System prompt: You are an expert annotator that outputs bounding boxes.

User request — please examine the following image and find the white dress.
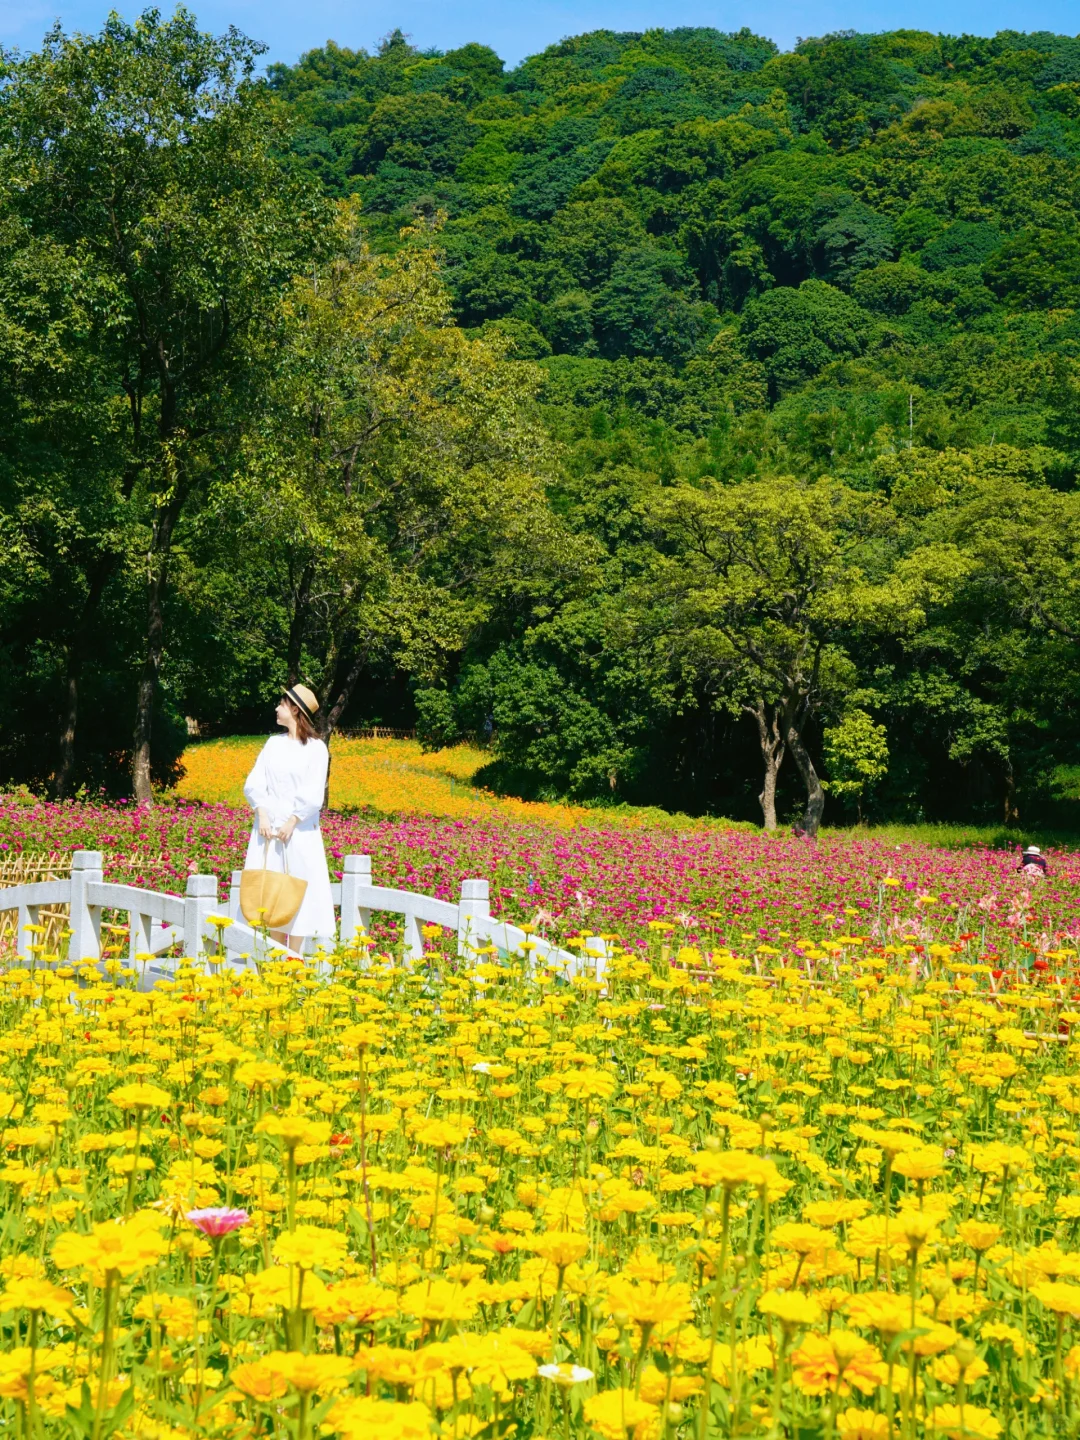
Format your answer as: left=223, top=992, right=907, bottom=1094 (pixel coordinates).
left=242, top=734, right=336, bottom=940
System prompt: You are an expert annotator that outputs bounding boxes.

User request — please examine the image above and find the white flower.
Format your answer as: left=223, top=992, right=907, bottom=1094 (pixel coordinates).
left=538, top=1363, right=594, bottom=1386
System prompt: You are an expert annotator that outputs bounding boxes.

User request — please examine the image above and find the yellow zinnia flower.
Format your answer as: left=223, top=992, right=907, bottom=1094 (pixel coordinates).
left=529, top=1231, right=591, bottom=1269
left=836, top=1410, right=889, bottom=1440
left=956, top=1220, right=1003, bottom=1252
left=1033, top=1281, right=1080, bottom=1318
left=327, top=1397, right=432, bottom=1440
left=264, top=1351, right=355, bottom=1393
left=845, top=1292, right=912, bottom=1338
left=108, top=1082, right=171, bottom=1113
left=400, top=1278, right=480, bottom=1323
left=583, top=1387, right=659, bottom=1440
left=0, top=1277, right=74, bottom=1319
left=691, top=1150, right=781, bottom=1192
left=927, top=1403, right=1002, bottom=1439
left=271, top=1225, right=347, bottom=1271
left=757, top=1289, right=822, bottom=1329
left=52, top=1215, right=167, bottom=1286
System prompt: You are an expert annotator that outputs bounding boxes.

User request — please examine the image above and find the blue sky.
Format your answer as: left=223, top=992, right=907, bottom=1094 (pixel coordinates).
left=2, top=0, right=1078, bottom=70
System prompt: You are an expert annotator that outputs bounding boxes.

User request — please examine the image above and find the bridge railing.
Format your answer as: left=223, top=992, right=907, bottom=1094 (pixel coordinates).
left=0, top=849, right=606, bottom=985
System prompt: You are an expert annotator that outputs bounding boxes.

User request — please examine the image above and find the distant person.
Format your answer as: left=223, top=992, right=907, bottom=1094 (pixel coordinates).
left=243, top=685, right=335, bottom=951
left=1018, top=844, right=1048, bottom=877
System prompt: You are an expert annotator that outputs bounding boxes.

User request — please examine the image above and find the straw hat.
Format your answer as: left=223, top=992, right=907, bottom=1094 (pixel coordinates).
left=284, top=684, right=320, bottom=724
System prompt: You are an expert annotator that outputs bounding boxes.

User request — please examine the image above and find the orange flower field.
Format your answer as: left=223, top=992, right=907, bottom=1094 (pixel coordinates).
left=173, top=736, right=610, bottom=829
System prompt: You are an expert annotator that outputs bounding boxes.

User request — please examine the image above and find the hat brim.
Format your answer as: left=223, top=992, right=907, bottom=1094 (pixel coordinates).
left=284, top=687, right=318, bottom=725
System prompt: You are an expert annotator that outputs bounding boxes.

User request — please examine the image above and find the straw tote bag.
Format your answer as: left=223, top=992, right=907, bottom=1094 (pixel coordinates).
left=240, top=837, right=307, bottom=930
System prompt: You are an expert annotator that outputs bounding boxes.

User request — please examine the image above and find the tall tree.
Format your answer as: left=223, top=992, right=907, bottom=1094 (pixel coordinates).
left=641, top=475, right=960, bottom=833
left=0, top=9, right=325, bottom=799
left=0, top=212, right=132, bottom=793
left=896, top=451, right=1080, bottom=822
left=233, top=205, right=567, bottom=737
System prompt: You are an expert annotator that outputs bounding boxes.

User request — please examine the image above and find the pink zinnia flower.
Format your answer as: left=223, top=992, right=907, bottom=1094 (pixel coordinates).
left=186, top=1207, right=249, bottom=1237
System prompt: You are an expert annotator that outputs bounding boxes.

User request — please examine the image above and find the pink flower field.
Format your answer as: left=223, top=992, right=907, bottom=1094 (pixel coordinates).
left=3, top=797, right=1080, bottom=1440
left=2, top=798, right=1078, bottom=968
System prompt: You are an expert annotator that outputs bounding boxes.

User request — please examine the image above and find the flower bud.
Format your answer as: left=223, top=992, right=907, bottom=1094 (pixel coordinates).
left=925, top=1275, right=953, bottom=1304
left=953, top=1338, right=977, bottom=1371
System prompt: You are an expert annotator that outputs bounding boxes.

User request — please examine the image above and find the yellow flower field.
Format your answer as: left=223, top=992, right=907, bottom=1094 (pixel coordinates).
left=173, top=736, right=598, bottom=827
left=3, top=918, right=1079, bottom=1438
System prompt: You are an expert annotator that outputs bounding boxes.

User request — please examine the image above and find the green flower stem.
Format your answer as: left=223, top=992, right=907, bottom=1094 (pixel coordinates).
left=123, top=1109, right=145, bottom=1216
left=91, top=1271, right=117, bottom=1440
left=699, top=1185, right=732, bottom=1440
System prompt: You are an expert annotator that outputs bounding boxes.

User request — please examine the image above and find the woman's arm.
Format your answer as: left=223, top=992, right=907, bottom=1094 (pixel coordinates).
left=243, top=741, right=275, bottom=839
left=279, top=741, right=329, bottom=842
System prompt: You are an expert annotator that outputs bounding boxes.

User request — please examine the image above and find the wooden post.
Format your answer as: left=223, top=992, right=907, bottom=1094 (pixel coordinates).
left=16, top=901, right=40, bottom=964
left=583, top=935, right=609, bottom=983
left=69, top=850, right=103, bottom=963
left=224, top=870, right=246, bottom=965
left=184, top=873, right=217, bottom=961
left=401, top=907, right=424, bottom=966
left=128, top=911, right=154, bottom=965
left=339, top=855, right=372, bottom=945
left=457, top=878, right=490, bottom=959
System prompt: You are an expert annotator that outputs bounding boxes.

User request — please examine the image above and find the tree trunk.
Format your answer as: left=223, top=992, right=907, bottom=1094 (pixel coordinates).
left=55, top=557, right=118, bottom=799
left=319, top=644, right=370, bottom=810
left=786, top=719, right=825, bottom=838
left=132, top=498, right=182, bottom=805
left=1004, top=756, right=1020, bottom=828
left=323, top=644, right=369, bottom=738
left=286, top=561, right=315, bottom=686
left=746, top=701, right=785, bottom=831
left=55, top=665, right=81, bottom=802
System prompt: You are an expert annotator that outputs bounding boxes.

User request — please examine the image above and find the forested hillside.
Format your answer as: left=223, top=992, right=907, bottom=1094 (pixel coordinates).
left=271, top=26, right=1080, bottom=461
left=4, top=16, right=1080, bottom=829
left=264, top=27, right=1080, bottom=826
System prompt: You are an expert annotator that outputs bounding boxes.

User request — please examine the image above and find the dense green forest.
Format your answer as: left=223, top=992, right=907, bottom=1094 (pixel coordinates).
left=3, top=13, right=1080, bottom=829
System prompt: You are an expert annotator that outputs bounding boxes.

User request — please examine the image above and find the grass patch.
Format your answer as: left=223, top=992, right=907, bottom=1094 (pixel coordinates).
left=821, top=820, right=1080, bottom=850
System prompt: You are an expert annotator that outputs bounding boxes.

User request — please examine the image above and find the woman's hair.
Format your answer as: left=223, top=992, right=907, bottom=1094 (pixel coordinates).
left=285, top=699, right=319, bottom=745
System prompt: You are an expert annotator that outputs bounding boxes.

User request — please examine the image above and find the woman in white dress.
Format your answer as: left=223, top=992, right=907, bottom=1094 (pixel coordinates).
left=242, top=684, right=336, bottom=950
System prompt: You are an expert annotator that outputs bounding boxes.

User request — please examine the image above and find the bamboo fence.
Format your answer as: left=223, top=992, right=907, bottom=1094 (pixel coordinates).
left=0, top=851, right=187, bottom=959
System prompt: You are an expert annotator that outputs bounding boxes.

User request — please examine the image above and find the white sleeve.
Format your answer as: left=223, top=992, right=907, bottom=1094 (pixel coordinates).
left=243, top=740, right=273, bottom=812
left=292, top=741, right=328, bottom=825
